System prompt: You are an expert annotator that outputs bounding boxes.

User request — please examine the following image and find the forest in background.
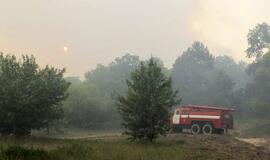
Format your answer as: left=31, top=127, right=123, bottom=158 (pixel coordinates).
left=61, top=23, right=270, bottom=131
left=63, top=49, right=247, bottom=130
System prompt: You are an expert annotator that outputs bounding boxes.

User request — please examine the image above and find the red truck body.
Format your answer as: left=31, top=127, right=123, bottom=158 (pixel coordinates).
left=170, top=105, right=234, bottom=134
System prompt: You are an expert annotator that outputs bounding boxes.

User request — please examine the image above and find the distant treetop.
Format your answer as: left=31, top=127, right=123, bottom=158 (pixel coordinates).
left=246, top=22, right=270, bottom=58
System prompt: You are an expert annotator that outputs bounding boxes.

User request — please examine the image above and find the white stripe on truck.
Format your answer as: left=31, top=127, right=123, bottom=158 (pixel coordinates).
left=180, top=115, right=220, bottom=119
left=180, top=115, right=189, bottom=118
left=189, top=115, right=220, bottom=119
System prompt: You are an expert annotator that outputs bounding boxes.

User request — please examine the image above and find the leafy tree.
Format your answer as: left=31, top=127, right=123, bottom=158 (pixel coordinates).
left=215, top=55, right=248, bottom=89
left=246, top=52, right=270, bottom=103
left=171, top=41, right=214, bottom=104
left=63, top=54, right=172, bottom=130
left=0, top=53, right=70, bottom=136
left=206, top=71, right=235, bottom=106
left=146, top=56, right=171, bottom=77
left=242, top=98, right=270, bottom=117
left=85, top=54, right=140, bottom=97
left=244, top=23, right=270, bottom=117
left=65, top=76, right=82, bottom=86
left=63, top=54, right=141, bottom=130
left=118, top=57, right=179, bottom=141
left=63, top=84, right=110, bottom=129
left=246, top=22, right=270, bottom=58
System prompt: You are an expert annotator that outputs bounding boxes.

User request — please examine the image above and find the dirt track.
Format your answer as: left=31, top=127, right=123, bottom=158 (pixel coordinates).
left=237, top=137, right=270, bottom=149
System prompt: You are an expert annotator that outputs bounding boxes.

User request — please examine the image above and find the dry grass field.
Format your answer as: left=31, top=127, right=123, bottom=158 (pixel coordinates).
left=0, top=133, right=269, bottom=160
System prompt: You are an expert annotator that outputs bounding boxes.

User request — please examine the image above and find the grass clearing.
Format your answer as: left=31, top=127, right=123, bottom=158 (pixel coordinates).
left=0, top=135, right=227, bottom=160
left=0, top=134, right=269, bottom=160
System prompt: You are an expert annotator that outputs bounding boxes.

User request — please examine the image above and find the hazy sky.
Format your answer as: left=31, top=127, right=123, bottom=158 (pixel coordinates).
left=0, top=0, right=269, bottom=77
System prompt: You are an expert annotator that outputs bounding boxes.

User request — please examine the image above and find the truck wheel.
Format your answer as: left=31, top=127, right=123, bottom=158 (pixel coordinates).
left=202, top=123, right=213, bottom=135
left=191, top=123, right=201, bottom=135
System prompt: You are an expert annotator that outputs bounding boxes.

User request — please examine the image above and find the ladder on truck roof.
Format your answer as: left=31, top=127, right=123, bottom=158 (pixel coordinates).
left=183, top=104, right=235, bottom=111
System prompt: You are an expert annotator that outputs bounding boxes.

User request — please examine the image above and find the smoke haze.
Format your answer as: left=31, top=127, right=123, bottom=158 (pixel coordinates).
left=0, top=0, right=269, bottom=76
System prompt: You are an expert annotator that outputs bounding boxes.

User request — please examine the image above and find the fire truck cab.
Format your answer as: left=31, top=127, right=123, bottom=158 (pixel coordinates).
left=171, top=105, right=234, bottom=135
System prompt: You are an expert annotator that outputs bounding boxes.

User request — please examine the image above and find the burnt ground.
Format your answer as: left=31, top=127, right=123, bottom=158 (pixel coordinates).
left=165, top=133, right=270, bottom=160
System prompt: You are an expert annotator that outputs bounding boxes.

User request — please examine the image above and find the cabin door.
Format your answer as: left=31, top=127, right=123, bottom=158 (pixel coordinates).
left=172, top=110, right=180, bottom=124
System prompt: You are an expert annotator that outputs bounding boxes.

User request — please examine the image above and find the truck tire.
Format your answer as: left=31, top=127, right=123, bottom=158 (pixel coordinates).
left=191, top=123, right=201, bottom=135
left=202, top=123, right=213, bottom=135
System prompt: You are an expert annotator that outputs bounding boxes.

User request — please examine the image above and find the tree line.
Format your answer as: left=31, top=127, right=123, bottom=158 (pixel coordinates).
left=0, top=22, right=269, bottom=136
left=63, top=44, right=248, bottom=130
left=63, top=22, right=270, bottom=130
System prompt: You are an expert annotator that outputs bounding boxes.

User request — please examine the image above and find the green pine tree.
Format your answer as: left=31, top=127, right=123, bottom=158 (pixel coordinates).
left=118, top=57, right=180, bottom=142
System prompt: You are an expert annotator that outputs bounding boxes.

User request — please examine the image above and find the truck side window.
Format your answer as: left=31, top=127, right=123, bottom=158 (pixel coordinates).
left=175, top=110, right=180, bottom=115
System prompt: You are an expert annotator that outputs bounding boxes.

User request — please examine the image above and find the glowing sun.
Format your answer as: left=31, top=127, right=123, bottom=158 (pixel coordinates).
left=63, top=46, right=69, bottom=52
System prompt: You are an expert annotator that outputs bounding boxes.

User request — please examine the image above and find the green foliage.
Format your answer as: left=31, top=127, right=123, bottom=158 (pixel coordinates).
left=243, top=98, right=270, bottom=117
left=172, top=41, right=215, bottom=104
left=62, top=50, right=249, bottom=131
left=63, top=54, right=173, bottom=130
left=65, top=76, right=82, bottom=86
left=206, top=71, right=235, bottom=106
left=0, top=53, right=70, bottom=136
left=145, top=56, right=171, bottom=77
left=3, top=146, right=50, bottom=160
left=246, top=52, right=270, bottom=101
left=118, top=57, right=179, bottom=141
left=171, top=42, right=247, bottom=107
left=63, top=84, right=111, bottom=129
left=0, top=137, right=230, bottom=160
left=242, top=23, right=270, bottom=118
left=63, top=54, right=141, bottom=129
left=52, top=144, right=93, bottom=160
left=235, top=118, right=270, bottom=136
left=85, top=54, right=140, bottom=97
left=215, top=55, right=248, bottom=89
left=244, top=52, right=270, bottom=116
left=246, top=22, right=270, bottom=58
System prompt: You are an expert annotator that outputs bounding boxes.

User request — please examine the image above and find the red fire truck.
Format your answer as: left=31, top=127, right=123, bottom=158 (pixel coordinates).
left=170, top=105, right=234, bottom=135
